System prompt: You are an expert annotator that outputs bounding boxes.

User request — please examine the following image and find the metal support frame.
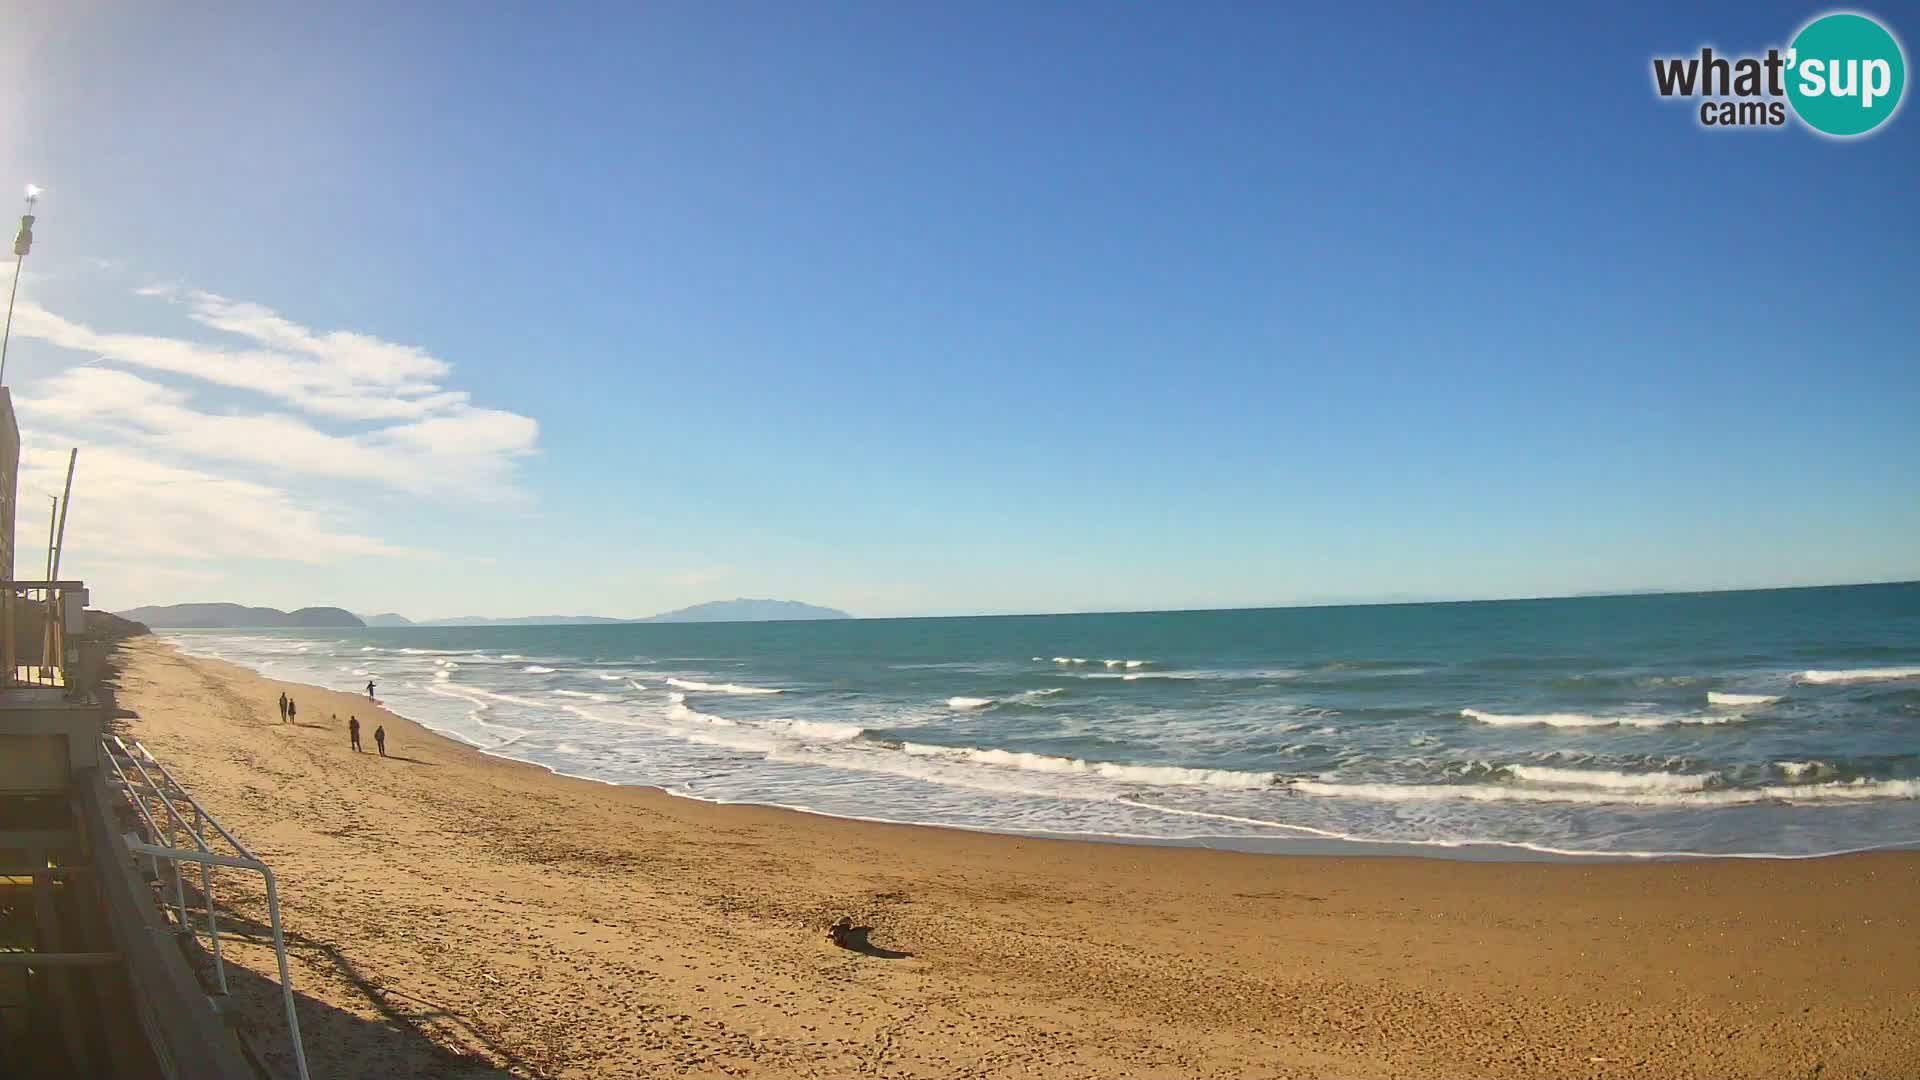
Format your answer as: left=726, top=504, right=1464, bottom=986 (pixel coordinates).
left=102, top=736, right=309, bottom=1080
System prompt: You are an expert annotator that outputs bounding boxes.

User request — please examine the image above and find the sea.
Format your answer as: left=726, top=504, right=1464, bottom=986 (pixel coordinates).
left=160, top=582, right=1920, bottom=860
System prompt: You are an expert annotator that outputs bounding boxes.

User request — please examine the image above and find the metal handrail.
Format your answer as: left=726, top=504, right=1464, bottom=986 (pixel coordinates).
left=103, top=736, right=310, bottom=1080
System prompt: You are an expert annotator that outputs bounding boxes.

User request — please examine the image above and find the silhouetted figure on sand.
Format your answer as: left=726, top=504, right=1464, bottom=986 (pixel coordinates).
left=286, top=697, right=297, bottom=725
left=374, top=725, right=386, bottom=757
left=278, top=692, right=288, bottom=723
left=349, top=715, right=362, bottom=752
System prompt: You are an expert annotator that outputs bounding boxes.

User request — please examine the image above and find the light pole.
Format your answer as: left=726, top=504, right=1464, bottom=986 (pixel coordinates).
left=0, top=184, right=41, bottom=387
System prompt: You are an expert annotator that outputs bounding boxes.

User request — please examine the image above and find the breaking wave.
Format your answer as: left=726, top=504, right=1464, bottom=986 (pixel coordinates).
left=895, top=743, right=1279, bottom=790
left=664, top=677, right=784, bottom=695
left=1293, top=776, right=1920, bottom=806
left=1793, top=667, right=1920, bottom=685
left=1505, top=765, right=1714, bottom=792
left=1461, top=708, right=1742, bottom=729
left=1708, top=691, right=1781, bottom=707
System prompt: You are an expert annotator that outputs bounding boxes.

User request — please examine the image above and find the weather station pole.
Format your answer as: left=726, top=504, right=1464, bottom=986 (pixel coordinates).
left=0, top=184, right=41, bottom=387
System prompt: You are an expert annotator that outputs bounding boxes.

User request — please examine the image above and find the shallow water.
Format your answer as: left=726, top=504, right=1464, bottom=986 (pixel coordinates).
left=166, top=582, right=1920, bottom=859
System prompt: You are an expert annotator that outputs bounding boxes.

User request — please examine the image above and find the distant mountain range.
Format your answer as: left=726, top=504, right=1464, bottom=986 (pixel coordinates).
left=117, top=603, right=366, bottom=629
left=119, top=598, right=852, bottom=629
left=641, top=599, right=849, bottom=623
left=386, top=600, right=852, bottom=626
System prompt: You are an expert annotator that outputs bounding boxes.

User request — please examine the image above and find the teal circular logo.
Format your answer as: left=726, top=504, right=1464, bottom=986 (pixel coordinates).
left=1787, top=12, right=1906, bottom=137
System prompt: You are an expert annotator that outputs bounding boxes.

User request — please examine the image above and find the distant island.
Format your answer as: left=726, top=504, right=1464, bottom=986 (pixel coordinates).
left=118, top=603, right=366, bottom=628
left=413, top=600, right=851, bottom=626
left=118, top=598, right=852, bottom=628
left=642, top=599, right=849, bottom=623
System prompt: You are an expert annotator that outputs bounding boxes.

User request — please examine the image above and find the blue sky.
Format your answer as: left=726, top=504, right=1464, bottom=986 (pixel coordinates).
left=1, top=1, right=1915, bottom=618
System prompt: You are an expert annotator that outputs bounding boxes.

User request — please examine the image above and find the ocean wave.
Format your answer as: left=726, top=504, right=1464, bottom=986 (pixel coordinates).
left=553, top=689, right=611, bottom=702
left=500, top=654, right=525, bottom=660
left=651, top=698, right=866, bottom=752
left=1101, top=659, right=1150, bottom=669
left=664, top=677, right=784, bottom=695
left=1707, top=691, right=1781, bottom=707
left=1460, top=708, right=1741, bottom=729
left=765, top=718, right=866, bottom=742
left=596, top=673, right=627, bottom=682
left=1051, top=657, right=1090, bottom=665
left=522, top=665, right=557, bottom=674
left=895, top=743, right=1278, bottom=789
left=1505, top=765, right=1715, bottom=792
left=1293, top=776, right=1920, bottom=806
left=1793, top=667, right=1920, bottom=685
left=946, top=696, right=995, bottom=710
left=627, top=680, right=648, bottom=691
left=1018, top=688, right=1064, bottom=701
left=1777, top=760, right=1829, bottom=781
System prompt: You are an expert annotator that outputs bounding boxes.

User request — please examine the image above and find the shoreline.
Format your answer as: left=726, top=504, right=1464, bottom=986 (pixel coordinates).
left=161, top=632, right=1917, bottom=864
left=109, top=637, right=1920, bottom=1078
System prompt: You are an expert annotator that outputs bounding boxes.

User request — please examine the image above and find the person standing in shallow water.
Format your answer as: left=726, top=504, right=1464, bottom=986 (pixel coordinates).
left=367, top=679, right=376, bottom=701
left=349, top=715, right=362, bottom=752
left=374, top=725, right=386, bottom=757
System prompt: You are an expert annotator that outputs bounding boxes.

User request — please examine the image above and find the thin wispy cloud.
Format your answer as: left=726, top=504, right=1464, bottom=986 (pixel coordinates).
left=7, top=281, right=534, bottom=603
left=17, top=290, right=499, bottom=423
left=17, top=444, right=411, bottom=566
left=13, top=286, right=539, bottom=500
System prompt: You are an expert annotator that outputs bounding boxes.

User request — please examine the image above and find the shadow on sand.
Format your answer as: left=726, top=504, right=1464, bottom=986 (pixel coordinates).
left=198, top=904, right=539, bottom=1079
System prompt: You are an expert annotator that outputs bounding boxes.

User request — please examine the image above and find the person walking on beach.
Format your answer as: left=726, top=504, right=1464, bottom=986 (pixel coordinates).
left=278, top=692, right=288, bottom=723
left=286, top=697, right=297, bottom=725
left=374, top=725, right=386, bottom=757
left=349, top=715, right=362, bottom=752
left=367, top=679, right=377, bottom=701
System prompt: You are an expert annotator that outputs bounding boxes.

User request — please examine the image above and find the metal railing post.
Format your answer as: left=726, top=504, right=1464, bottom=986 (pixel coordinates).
left=193, top=804, right=228, bottom=995
left=105, top=738, right=310, bottom=1080
left=258, top=866, right=308, bottom=1080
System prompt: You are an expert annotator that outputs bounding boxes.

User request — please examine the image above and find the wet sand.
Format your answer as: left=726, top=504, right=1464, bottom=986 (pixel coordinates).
left=110, top=637, right=1920, bottom=1079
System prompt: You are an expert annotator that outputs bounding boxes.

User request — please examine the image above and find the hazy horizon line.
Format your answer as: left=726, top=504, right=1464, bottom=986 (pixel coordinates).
left=122, top=577, right=1919, bottom=626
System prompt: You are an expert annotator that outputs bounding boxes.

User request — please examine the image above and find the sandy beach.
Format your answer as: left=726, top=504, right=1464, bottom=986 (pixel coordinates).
left=106, top=637, right=1919, bottom=1079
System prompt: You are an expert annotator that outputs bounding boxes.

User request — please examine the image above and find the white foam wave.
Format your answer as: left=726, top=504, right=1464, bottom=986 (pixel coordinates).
left=553, top=689, right=611, bottom=702
left=522, top=665, right=557, bottom=674
left=1101, top=659, right=1150, bottom=669
left=1461, top=708, right=1740, bottom=729
left=1793, top=666, right=1920, bottom=685
left=1294, top=777, right=1920, bottom=806
left=896, top=743, right=1277, bottom=790
left=627, top=680, right=648, bottom=691
left=765, top=718, right=866, bottom=742
left=1506, top=765, right=1715, bottom=792
left=1018, top=688, right=1064, bottom=700
left=596, top=673, right=627, bottom=682
left=947, top=696, right=995, bottom=710
left=500, top=654, right=525, bottom=660
left=664, top=677, right=783, bottom=695
left=1051, top=657, right=1089, bottom=665
left=1708, top=691, right=1781, bottom=707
